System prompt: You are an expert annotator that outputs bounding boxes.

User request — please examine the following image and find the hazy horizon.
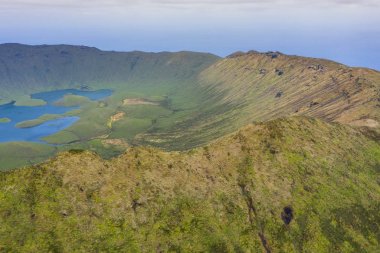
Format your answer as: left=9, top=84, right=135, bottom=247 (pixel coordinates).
left=0, top=0, right=379, bottom=70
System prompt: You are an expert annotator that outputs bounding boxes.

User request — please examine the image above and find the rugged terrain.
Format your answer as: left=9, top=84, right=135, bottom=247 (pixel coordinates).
left=0, top=45, right=379, bottom=252
left=140, top=51, right=380, bottom=149
left=0, top=43, right=219, bottom=99
left=0, top=117, right=379, bottom=252
left=1, top=45, right=379, bottom=170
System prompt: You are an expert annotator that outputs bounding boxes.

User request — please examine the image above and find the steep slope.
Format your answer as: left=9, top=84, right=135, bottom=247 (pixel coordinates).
left=1, top=117, right=379, bottom=252
left=137, top=51, right=380, bottom=149
left=0, top=44, right=221, bottom=170
left=1, top=46, right=380, bottom=170
left=0, top=43, right=219, bottom=99
left=201, top=51, right=380, bottom=125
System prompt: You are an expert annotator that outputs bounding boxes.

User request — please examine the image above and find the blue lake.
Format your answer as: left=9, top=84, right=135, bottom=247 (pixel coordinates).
left=0, top=89, right=113, bottom=143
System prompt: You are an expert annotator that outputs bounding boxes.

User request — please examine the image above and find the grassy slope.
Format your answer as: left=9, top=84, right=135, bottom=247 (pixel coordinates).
left=1, top=47, right=380, bottom=170
left=0, top=44, right=220, bottom=170
left=0, top=117, right=379, bottom=252
left=0, top=142, right=56, bottom=169
left=202, top=52, right=380, bottom=124
left=137, top=51, right=380, bottom=149
left=0, top=43, right=219, bottom=99
left=53, top=94, right=91, bottom=107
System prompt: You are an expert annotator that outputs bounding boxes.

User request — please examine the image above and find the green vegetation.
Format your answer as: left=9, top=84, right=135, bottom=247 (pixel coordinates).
left=0, top=47, right=379, bottom=173
left=0, top=99, right=12, bottom=105
left=0, top=45, right=380, bottom=251
left=0, top=44, right=220, bottom=99
left=15, top=114, right=62, bottom=128
left=14, top=95, right=47, bottom=106
left=143, top=50, right=380, bottom=150
left=0, top=142, right=56, bottom=170
left=109, top=118, right=151, bottom=140
left=0, top=117, right=379, bottom=252
left=63, top=109, right=82, bottom=116
left=54, top=94, right=91, bottom=107
left=0, top=117, right=11, bottom=123
left=42, top=130, right=81, bottom=144
left=0, top=45, right=220, bottom=169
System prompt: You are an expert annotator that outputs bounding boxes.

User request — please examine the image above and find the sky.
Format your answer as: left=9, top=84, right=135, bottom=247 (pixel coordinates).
left=0, top=0, right=379, bottom=70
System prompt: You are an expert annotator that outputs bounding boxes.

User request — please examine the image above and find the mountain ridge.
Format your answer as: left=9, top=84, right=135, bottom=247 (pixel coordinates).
left=1, top=117, right=379, bottom=252
left=134, top=49, right=380, bottom=149
left=0, top=44, right=379, bottom=168
left=0, top=44, right=380, bottom=252
left=226, top=50, right=380, bottom=71
left=0, top=43, right=220, bottom=99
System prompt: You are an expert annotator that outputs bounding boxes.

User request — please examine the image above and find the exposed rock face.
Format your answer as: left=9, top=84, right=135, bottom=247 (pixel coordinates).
left=281, top=206, right=294, bottom=225
left=276, top=91, right=283, bottom=98
left=275, top=68, right=284, bottom=75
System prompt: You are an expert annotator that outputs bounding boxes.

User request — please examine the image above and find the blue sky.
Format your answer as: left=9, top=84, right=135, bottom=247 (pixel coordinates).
left=0, top=0, right=379, bottom=70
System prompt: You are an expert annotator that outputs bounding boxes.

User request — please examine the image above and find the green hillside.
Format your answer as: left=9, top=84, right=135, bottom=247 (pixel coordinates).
left=0, top=117, right=379, bottom=252
left=135, top=51, right=380, bottom=149
left=0, top=45, right=380, bottom=252
left=0, top=44, right=220, bottom=169
left=1, top=46, right=380, bottom=170
left=0, top=43, right=219, bottom=100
